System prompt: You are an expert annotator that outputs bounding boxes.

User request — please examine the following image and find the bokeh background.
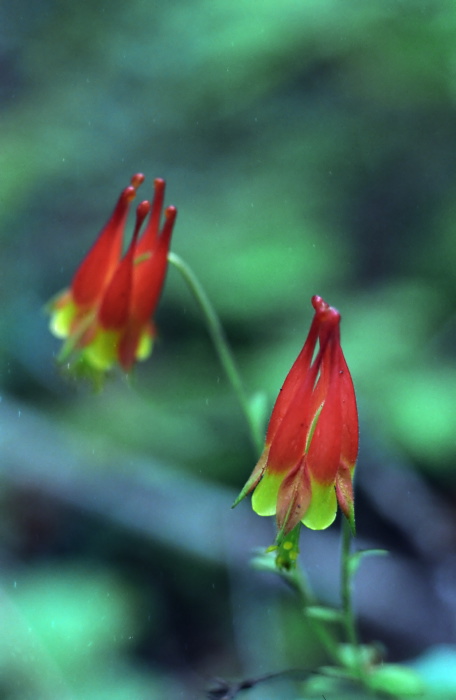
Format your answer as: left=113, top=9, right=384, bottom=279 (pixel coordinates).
left=2, top=1, right=456, bottom=698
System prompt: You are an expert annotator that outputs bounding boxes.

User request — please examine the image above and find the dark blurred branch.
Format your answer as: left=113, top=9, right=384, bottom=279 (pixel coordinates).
left=206, top=668, right=312, bottom=699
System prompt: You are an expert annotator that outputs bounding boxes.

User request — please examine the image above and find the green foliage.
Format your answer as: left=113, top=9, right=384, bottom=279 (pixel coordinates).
left=368, top=664, right=425, bottom=697
left=386, top=368, right=456, bottom=469
left=0, top=566, right=181, bottom=698
left=8, top=566, right=138, bottom=665
left=347, top=549, right=389, bottom=581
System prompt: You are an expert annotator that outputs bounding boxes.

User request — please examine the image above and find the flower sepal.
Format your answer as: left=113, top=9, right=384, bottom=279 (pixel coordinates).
left=232, top=447, right=268, bottom=508
left=335, top=463, right=356, bottom=535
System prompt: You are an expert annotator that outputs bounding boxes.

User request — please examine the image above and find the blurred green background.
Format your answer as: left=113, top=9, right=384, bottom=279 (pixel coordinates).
left=2, top=1, right=456, bottom=698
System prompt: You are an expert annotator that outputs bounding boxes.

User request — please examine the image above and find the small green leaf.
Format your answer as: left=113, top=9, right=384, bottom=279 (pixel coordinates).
left=368, top=664, right=425, bottom=696
left=305, top=606, right=344, bottom=624
left=338, top=643, right=379, bottom=670
left=251, top=548, right=278, bottom=574
left=318, top=665, right=357, bottom=682
left=348, top=548, right=388, bottom=579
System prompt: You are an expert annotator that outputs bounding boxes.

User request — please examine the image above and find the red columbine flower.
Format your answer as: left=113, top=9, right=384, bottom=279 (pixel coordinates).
left=48, top=174, right=177, bottom=375
left=234, top=296, right=358, bottom=537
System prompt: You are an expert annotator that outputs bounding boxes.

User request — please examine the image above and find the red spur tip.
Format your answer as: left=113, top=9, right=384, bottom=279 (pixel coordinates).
left=130, top=173, right=145, bottom=189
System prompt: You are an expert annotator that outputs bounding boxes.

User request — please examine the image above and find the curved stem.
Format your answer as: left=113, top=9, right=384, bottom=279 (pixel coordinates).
left=168, top=252, right=263, bottom=454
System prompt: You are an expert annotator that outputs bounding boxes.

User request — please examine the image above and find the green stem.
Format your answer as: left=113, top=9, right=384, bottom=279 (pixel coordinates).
left=275, top=524, right=341, bottom=666
left=168, top=252, right=263, bottom=454
left=341, top=517, right=366, bottom=679
left=280, top=520, right=368, bottom=675
left=341, top=518, right=358, bottom=647
left=295, top=571, right=342, bottom=665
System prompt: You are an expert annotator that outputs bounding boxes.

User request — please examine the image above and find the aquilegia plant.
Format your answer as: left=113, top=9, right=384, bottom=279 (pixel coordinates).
left=48, top=173, right=425, bottom=698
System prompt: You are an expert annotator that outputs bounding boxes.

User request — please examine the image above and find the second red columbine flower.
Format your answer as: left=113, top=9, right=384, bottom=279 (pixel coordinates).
left=48, top=174, right=177, bottom=375
left=235, top=296, right=358, bottom=537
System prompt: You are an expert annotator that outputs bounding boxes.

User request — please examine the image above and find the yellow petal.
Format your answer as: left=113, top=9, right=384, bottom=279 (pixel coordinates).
left=302, top=480, right=337, bottom=530
left=49, top=300, right=78, bottom=339
left=136, top=329, right=153, bottom=361
left=82, top=329, right=119, bottom=370
left=251, top=471, right=283, bottom=516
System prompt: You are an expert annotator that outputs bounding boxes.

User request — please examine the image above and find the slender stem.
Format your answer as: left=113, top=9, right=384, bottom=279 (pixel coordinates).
left=168, top=252, right=263, bottom=454
left=274, top=524, right=341, bottom=666
left=341, top=517, right=367, bottom=681
left=280, top=522, right=370, bottom=674
left=310, top=616, right=342, bottom=667
left=341, top=518, right=359, bottom=648
left=288, top=565, right=341, bottom=666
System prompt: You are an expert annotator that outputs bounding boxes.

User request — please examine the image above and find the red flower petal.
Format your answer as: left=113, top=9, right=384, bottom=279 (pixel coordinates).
left=266, top=314, right=319, bottom=444
left=267, top=354, right=320, bottom=474
left=338, top=347, right=359, bottom=470
left=98, top=200, right=150, bottom=329
left=306, top=335, right=342, bottom=484
left=135, top=178, right=166, bottom=256
left=72, top=176, right=143, bottom=306
left=130, top=206, right=177, bottom=323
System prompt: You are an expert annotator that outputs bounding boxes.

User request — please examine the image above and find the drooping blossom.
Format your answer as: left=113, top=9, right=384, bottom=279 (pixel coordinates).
left=234, top=296, right=358, bottom=537
left=48, top=174, right=177, bottom=375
